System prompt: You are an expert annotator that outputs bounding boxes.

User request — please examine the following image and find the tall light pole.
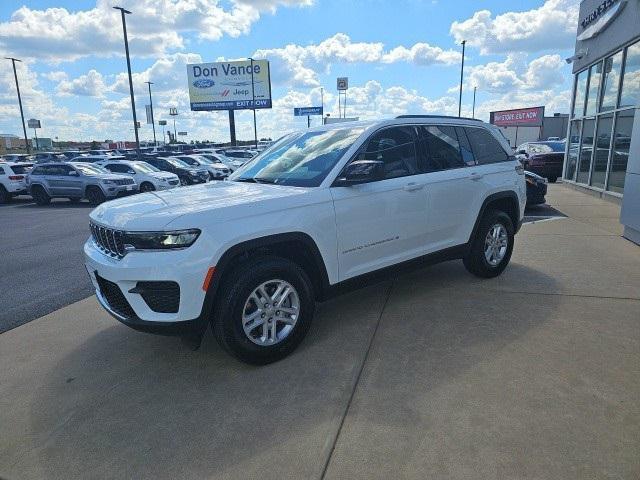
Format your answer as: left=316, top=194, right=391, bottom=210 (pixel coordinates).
left=114, top=6, right=140, bottom=154
left=170, top=107, right=178, bottom=143
left=472, top=86, right=477, bottom=119
left=458, top=40, right=466, bottom=118
left=145, top=81, right=157, bottom=146
left=5, top=57, right=30, bottom=154
left=248, top=57, right=258, bottom=149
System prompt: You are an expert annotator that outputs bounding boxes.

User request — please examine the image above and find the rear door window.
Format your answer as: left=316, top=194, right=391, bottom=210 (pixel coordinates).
left=455, top=127, right=476, bottom=166
left=465, top=127, right=510, bottom=164
left=361, top=126, right=418, bottom=179
left=419, top=125, right=465, bottom=171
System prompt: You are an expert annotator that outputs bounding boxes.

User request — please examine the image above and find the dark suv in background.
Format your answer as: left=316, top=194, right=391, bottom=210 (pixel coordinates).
left=144, top=156, right=209, bottom=186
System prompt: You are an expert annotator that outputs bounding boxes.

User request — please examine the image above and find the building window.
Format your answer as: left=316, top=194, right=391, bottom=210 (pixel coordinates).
left=585, top=62, right=602, bottom=117
left=590, top=114, right=613, bottom=189
left=608, top=109, right=634, bottom=193
left=600, top=52, right=623, bottom=112
left=620, top=40, right=640, bottom=109
left=576, top=118, right=595, bottom=184
left=573, top=69, right=588, bottom=118
left=565, top=120, right=581, bottom=181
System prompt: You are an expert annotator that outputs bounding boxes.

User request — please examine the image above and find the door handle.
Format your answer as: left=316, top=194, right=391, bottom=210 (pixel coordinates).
left=470, top=172, right=485, bottom=181
left=403, top=182, right=424, bottom=192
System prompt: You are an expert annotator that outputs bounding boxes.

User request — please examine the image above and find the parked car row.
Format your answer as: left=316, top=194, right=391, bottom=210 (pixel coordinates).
left=0, top=151, right=252, bottom=205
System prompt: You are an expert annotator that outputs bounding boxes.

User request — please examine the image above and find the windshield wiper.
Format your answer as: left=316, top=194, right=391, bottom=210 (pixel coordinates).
left=234, top=177, right=276, bottom=184
left=234, top=177, right=257, bottom=183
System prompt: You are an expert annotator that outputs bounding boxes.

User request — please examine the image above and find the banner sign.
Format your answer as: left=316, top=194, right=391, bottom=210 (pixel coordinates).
left=158, top=120, right=167, bottom=126
left=187, top=60, right=272, bottom=111
left=294, top=106, right=323, bottom=116
left=27, top=119, right=41, bottom=129
left=178, top=131, right=188, bottom=136
left=490, top=106, right=545, bottom=127
left=145, top=105, right=153, bottom=124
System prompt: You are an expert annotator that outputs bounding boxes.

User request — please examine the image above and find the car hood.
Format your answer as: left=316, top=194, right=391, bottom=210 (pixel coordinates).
left=149, top=171, right=177, bottom=180
left=89, top=181, right=312, bottom=230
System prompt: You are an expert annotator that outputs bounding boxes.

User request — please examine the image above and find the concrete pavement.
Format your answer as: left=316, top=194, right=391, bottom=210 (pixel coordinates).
left=1, top=184, right=638, bottom=480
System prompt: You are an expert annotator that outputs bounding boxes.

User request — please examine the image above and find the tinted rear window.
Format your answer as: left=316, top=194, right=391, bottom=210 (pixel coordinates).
left=10, top=165, right=30, bottom=174
left=419, top=125, right=465, bottom=171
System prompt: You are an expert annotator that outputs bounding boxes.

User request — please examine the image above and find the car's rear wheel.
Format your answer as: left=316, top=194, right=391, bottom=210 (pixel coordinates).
left=140, top=182, right=155, bottom=192
left=211, top=255, right=315, bottom=365
left=31, top=186, right=51, bottom=206
left=0, top=186, right=11, bottom=204
left=86, top=186, right=106, bottom=206
left=463, top=209, right=514, bottom=278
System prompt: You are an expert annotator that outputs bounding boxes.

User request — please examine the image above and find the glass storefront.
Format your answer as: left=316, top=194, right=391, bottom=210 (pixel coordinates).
left=565, top=38, right=639, bottom=194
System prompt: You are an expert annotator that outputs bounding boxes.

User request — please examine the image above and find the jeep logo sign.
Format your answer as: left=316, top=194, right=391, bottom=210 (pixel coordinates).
left=186, top=59, right=272, bottom=112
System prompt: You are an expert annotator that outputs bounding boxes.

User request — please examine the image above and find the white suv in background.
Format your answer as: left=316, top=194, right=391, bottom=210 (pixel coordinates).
left=85, top=116, right=526, bottom=364
left=0, top=161, right=33, bottom=203
left=96, top=159, right=180, bottom=192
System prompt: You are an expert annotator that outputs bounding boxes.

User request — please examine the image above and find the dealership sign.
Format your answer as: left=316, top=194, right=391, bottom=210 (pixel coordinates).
left=490, top=106, right=545, bottom=127
left=186, top=60, right=272, bottom=111
left=578, top=0, right=626, bottom=41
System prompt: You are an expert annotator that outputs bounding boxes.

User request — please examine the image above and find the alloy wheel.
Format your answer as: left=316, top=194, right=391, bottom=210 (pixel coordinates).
left=484, top=223, right=508, bottom=266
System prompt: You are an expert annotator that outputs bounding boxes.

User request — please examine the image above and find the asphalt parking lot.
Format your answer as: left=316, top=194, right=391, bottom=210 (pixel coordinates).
left=1, top=184, right=638, bottom=480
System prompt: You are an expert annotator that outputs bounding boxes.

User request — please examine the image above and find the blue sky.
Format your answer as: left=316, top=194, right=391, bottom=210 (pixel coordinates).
left=0, top=0, right=579, bottom=142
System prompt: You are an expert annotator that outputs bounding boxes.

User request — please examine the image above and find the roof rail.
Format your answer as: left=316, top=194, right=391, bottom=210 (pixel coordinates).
left=396, top=114, right=482, bottom=122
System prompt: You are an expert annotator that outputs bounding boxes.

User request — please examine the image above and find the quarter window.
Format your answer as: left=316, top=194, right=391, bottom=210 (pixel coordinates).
left=361, top=126, right=418, bottom=179
left=465, top=127, right=509, bottom=164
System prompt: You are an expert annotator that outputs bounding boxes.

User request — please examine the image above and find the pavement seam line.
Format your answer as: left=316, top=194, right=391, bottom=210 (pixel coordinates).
left=319, top=279, right=395, bottom=480
left=483, top=288, right=640, bottom=302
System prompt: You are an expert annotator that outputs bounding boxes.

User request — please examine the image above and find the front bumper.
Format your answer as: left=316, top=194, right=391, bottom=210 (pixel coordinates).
left=84, top=238, right=211, bottom=333
left=104, top=184, right=139, bottom=198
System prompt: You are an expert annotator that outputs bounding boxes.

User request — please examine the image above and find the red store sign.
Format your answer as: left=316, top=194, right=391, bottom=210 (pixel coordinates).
left=490, top=106, right=545, bottom=127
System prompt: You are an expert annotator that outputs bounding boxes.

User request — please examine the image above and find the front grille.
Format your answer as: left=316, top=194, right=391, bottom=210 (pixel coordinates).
left=90, top=222, right=125, bottom=259
left=114, top=178, right=135, bottom=186
left=134, top=281, right=180, bottom=313
left=96, top=274, right=136, bottom=319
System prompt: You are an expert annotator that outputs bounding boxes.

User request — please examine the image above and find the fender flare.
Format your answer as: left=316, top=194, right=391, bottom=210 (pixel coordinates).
left=468, top=190, right=521, bottom=244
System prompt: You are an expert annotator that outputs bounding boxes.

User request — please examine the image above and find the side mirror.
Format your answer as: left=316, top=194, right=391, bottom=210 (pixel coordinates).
left=128, top=170, right=136, bottom=175
left=335, top=160, right=385, bottom=186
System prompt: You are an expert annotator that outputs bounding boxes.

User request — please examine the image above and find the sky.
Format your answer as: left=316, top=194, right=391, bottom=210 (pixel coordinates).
left=0, top=0, right=580, bottom=143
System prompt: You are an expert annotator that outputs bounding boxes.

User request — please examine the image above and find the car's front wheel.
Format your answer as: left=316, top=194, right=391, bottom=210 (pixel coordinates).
left=86, top=186, right=106, bottom=206
left=31, top=186, right=51, bottom=206
left=179, top=177, right=189, bottom=186
left=212, top=256, right=315, bottom=365
left=463, top=209, right=514, bottom=278
left=140, top=182, right=155, bottom=192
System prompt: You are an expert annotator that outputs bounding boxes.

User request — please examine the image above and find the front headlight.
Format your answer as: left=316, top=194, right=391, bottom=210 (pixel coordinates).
left=102, top=179, right=116, bottom=185
left=189, top=171, right=198, bottom=176
left=123, top=229, right=201, bottom=251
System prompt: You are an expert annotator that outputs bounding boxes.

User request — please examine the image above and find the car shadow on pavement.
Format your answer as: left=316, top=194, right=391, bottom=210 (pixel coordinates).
left=24, top=261, right=557, bottom=480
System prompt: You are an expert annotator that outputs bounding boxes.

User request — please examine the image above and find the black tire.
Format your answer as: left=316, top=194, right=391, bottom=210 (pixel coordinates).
left=86, top=186, right=106, bottom=206
left=0, top=186, right=11, bottom=204
left=463, top=209, right=514, bottom=278
left=547, top=176, right=558, bottom=183
left=140, top=182, right=155, bottom=192
left=211, top=255, right=315, bottom=365
left=31, top=185, right=51, bottom=206
left=179, top=176, right=189, bottom=186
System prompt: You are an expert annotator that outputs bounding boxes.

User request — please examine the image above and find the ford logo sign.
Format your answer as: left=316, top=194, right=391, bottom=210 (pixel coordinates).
left=193, top=79, right=215, bottom=88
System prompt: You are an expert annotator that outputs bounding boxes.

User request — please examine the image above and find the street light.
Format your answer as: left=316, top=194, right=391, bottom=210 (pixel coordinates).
left=458, top=40, right=466, bottom=118
left=169, top=107, right=178, bottom=143
left=5, top=57, right=30, bottom=154
left=248, top=57, right=258, bottom=149
left=145, top=81, right=157, bottom=146
left=113, top=6, right=140, bottom=154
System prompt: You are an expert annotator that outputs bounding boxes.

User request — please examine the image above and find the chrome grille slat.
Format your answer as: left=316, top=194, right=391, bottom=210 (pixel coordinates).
left=90, top=221, right=126, bottom=259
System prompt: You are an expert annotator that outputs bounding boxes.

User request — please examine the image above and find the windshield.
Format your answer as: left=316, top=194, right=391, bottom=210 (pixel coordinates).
left=75, top=163, right=108, bottom=175
left=178, top=156, right=199, bottom=166
left=529, top=142, right=565, bottom=153
left=132, top=162, right=160, bottom=173
left=230, top=127, right=365, bottom=187
left=164, top=157, right=191, bottom=168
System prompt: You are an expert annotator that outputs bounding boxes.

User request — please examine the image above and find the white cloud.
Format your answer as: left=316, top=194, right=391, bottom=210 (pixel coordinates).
left=450, top=0, right=580, bottom=54
left=0, top=0, right=314, bottom=62
left=42, top=71, right=67, bottom=82
left=57, top=70, right=107, bottom=97
left=254, top=33, right=461, bottom=87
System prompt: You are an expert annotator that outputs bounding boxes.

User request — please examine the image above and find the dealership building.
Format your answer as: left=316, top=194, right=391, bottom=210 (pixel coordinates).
left=564, top=0, right=640, bottom=244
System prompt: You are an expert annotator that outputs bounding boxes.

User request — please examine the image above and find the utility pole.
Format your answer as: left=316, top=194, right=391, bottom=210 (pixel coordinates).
left=5, top=57, right=30, bottom=154
left=249, top=57, right=258, bottom=149
left=114, top=6, right=140, bottom=154
left=145, top=81, right=157, bottom=146
left=472, top=86, right=477, bottom=119
left=458, top=40, right=466, bottom=118
left=170, top=107, right=178, bottom=143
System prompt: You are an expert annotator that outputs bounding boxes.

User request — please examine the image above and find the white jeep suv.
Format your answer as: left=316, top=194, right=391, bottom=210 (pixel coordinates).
left=84, top=116, right=526, bottom=364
